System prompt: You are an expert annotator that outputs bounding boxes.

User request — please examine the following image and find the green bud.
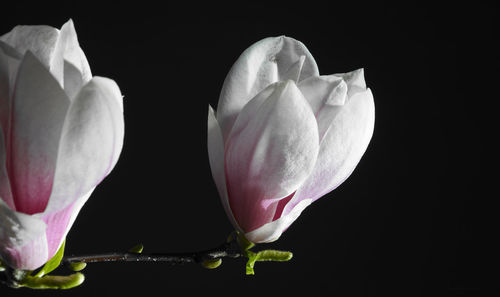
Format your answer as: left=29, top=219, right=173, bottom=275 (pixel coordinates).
left=128, top=243, right=144, bottom=254
left=244, top=249, right=293, bottom=275
left=20, top=273, right=85, bottom=289
left=202, top=258, right=222, bottom=269
left=255, top=250, right=293, bottom=262
left=68, top=262, right=87, bottom=272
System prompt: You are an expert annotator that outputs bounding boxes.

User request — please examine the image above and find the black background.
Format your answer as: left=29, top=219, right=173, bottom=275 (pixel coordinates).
left=0, top=1, right=490, bottom=296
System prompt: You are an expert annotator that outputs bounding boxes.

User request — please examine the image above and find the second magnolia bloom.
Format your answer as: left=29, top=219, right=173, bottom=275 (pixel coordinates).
left=0, top=20, right=124, bottom=270
left=208, top=36, right=375, bottom=243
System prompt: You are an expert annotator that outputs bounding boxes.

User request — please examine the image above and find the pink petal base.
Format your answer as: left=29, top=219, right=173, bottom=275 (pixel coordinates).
left=1, top=200, right=76, bottom=270
left=1, top=231, right=48, bottom=271
left=40, top=201, right=75, bottom=258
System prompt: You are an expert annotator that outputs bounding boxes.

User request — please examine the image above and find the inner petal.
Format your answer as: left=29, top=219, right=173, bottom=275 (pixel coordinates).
left=272, top=192, right=295, bottom=221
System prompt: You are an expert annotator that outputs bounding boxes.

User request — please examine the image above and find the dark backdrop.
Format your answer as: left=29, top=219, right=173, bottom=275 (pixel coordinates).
left=1, top=1, right=489, bottom=296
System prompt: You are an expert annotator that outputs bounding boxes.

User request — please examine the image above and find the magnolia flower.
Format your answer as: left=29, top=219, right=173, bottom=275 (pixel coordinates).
left=208, top=36, right=374, bottom=243
left=0, top=20, right=124, bottom=270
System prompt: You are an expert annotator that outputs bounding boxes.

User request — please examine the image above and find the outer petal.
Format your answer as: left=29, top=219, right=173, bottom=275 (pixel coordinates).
left=207, top=106, right=241, bottom=233
left=0, top=199, right=48, bottom=270
left=217, top=36, right=319, bottom=141
left=0, top=41, right=21, bottom=135
left=44, top=77, right=124, bottom=214
left=224, top=80, right=319, bottom=233
left=31, top=77, right=123, bottom=260
left=8, top=52, right=70, bottom=214
left=0, top=127, right=14, bottom=210
left=283, top=88, right=375, bottom=216
left=0, top=46, right=16, bottom=210
left=34, top=188, right=94, bottom=261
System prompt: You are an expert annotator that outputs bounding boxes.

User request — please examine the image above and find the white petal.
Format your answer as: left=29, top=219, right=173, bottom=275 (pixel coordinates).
left=0, top=41, right=23, bottom=101
left=64, top=61, right=84, bottom=100
left=1, top=20, right=91, bottom=90
left=0, top=50, right=9, bottom=134
left=0, top=24, right=59, bottom=73
left=217, top=36, right=319, bottom=141
left=0, top=41, right=21, bottom=119
left=0, top=127, right=14, bottom=210
left=298, top=75, right=348, bottom=140
left=282, top=55, right=306, bottom=82
left=0, top=40, right=23, bottom=60
left=48, top=19, right=92, bottom=88
left=60, top=20, right=92, bottom=83
left=283, top=89, right=375, bottom=216
left=0, top=24, right=64, bottom=87
left=335, top=68, right=366, bottom=97
left=45, top=77, right=124, bottom=214
left=207, top=106, right=241, bottom=233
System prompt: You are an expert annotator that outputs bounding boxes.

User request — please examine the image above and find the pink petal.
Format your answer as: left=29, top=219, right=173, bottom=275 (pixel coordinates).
left=224, top=80, right=319, bottom=233
left=245, top=198, right=312, bottom=243
left=39, top=201, right=75, bottom=258
left=34, top=187, right=94, bottom=263
left=2, top=235, right=48, bottom=270
left=8, top=52, right=70, bottom=214
left=0, top=199, right=48, bottom=270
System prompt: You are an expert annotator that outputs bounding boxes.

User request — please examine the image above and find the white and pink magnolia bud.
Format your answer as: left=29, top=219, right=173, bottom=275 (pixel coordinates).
left=208, top=36, right=374, bottom=243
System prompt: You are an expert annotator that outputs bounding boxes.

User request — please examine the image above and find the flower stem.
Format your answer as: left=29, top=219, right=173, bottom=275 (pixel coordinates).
left=1, top=232, right=293, bottom=289
left=62, top=241, right=243, bottom=266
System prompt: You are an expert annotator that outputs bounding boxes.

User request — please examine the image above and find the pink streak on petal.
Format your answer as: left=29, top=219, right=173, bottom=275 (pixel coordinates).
left=41, top=200, right=75, bottom=258
left=8, top=137, right=54, bottom=214
left=225, top=168, right=278, bottom=233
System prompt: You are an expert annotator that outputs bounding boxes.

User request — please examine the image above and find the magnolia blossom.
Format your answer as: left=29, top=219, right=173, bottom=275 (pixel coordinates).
left=208, top=36, right=374, bottom=243
left=0, top=20, right=124, bottom=270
